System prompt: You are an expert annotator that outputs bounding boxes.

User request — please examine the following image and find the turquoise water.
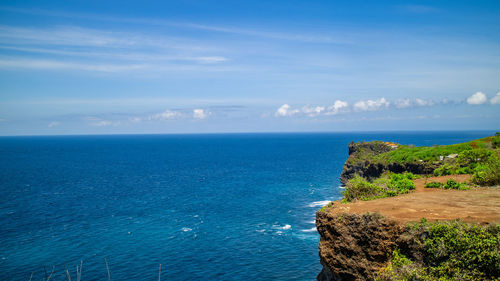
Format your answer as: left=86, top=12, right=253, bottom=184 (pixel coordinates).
left=0, top=131, right=493, bottom=280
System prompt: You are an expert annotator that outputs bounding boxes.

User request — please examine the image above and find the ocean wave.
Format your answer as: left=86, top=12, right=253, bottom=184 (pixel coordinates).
left=308, top=200, right=331, bottom=207
left=301, top=227, right=317, bottom=233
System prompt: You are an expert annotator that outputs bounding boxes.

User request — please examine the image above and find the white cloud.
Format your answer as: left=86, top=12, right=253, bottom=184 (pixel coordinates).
left=325, top=100, right=349, bottom=115
left=414, top=98, right=435, bottom=107
left=394, top=98, right=411, bottom=109
left=94, top=120, right=113, bottom=127
left=301, top=105, right=325, bottom=117
left=490, top=92, right=500, bottom=105
left=48, top=121, right=60, bottom=127
left=148, top=110, right=182, bottom=120
left=467, top=91, right=487, bottom=105
left=193, top=109, right=210, bottom=119
left=0, top=58, right=146, bottom=72
left=353, top=98, right=390, bottom=112
left=275, top=104, right=299, bottom=117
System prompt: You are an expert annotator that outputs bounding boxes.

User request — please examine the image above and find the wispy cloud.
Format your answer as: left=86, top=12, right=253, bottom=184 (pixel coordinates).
left=93, top=120, right=113, bottom=127
left=0, top=7, right=351, bottom=44
left=0, top=24, right=231, bottom=73
left=48, top=121, right=60, bottom=127
left=399, top=5, right=439, bottom=14
left=0, top=58, right=146, bottom=72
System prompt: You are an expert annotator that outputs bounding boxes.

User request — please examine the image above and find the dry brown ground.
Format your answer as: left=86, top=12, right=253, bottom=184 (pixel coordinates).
left=328, top=175, right=500, bottom=224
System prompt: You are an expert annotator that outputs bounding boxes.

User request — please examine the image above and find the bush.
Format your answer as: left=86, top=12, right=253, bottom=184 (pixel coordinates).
left=471, top=153, right=500, bottom=186
left=433, top=164, right=455, bottom=176
left=455, top=166, right=471, bottom=174
left=390, top=176, right=415, bottom=194
left=343, top=173, right=417, bottom=202
left=492, top=132, right=500, bottom=148
left=425, top=181, right=443, bottom=188
left=444, top=179, right=459, bottom=189
left=342, top=175, right=384, bottom=202
left=424, top=221, right=500, bottom=279
left=378, top=221, right=500, bottom=281
left=457, top=148, right=492, bottom=167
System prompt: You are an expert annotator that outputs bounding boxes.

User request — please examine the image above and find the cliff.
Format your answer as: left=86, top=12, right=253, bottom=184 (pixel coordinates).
left=317, top=137, right=500, bottom=281
left=339, top=142, right=436, bottom=185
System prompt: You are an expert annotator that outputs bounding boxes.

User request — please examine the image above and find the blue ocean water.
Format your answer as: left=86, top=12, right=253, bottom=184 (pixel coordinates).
left=0, top=131, right=494, bottom=280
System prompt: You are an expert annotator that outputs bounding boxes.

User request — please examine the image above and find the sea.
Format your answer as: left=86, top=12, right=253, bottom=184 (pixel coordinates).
left=0, top=131, right=494, bottom=280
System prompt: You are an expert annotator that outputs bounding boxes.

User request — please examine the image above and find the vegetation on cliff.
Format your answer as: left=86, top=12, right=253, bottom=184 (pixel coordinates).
left=317, top=211, right=500, bottom=281
left=342, top=172, right=416, bottom=202
left=340, top=133, right=500, bottom=202
left=424, top=179, right=470, bottom=190
left=377, top=220, right=500, bottom=281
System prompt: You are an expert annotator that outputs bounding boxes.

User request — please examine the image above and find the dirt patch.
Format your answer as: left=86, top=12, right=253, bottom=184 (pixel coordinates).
left=326, top=175, right=499, bottom=224
left=414, top=174, right=471, bottom=192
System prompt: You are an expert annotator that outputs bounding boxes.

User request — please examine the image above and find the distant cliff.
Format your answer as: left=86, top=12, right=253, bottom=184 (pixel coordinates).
left=339, top=141, right=436, bottom=185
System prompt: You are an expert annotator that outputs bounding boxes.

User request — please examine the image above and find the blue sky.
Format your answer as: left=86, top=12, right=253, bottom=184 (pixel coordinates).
left=0, top=0, right=499, bottom=135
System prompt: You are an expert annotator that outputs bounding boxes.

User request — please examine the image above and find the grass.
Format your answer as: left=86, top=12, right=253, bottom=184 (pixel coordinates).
left=372, top=135, right=496, bottom=164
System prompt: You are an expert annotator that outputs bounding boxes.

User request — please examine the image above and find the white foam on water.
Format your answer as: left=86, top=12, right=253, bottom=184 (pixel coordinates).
left=281, top=224, right=291, bottom=230
left=256, top=229, right=266, bottom=233
left=181, top=227, right=192, bottom=232
left=308, top=220, right=316, bottom=224
left=301, top=227, right=317, bottom=233
left=308, top=200, right=331, bottom=207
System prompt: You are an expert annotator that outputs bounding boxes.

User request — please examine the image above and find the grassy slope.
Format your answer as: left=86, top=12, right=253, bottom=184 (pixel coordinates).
left=374, top=135, right=497, bottom=164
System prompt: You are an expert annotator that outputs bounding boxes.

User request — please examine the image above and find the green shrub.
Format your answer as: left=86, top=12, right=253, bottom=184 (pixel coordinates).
left=390, top=177, right=415, bottom=194
left=425, top=181, right=443, bottom=188
left=443, top=179, right=460, bottom=189
left=389, top=173, right=417, bottom=193
left=343, top=173, right=417, bottom=202
left=424, top=221, right=500, bottom=280
left=457, top=148, right=492, bottom=167
left=492, top=133, right=500, bottom=148
left=471, top=153, right=500, bottom=186
left=378, top=221, right=500, bottom=281
left=433, top=164, right=455, bottom=176
left=342, top=175, right=384, bottom=202
left=455, top=166, right=471, bottom=174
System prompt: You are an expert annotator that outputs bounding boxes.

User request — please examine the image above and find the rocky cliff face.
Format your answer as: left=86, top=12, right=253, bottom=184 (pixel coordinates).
left=316, top=212, right=409, bottom=281
left=339, top=142, right=436, bottom=185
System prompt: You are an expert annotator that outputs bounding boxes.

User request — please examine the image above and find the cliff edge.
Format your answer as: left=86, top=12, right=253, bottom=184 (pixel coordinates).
left=317, top=136, right=500, bottom=281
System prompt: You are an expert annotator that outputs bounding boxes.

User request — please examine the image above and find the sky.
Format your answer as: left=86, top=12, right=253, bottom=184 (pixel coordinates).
left=0, top=0, right=499, bottom=135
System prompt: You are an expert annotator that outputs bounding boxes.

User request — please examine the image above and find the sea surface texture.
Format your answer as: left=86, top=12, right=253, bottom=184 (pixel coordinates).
left=0, top=131, right=493, bottom=280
